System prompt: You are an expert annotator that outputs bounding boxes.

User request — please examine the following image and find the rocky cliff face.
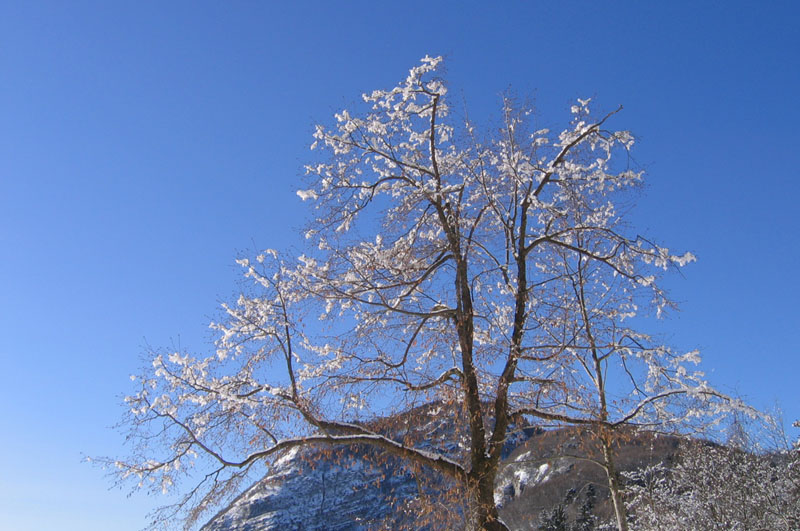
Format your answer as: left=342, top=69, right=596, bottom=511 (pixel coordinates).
left=202, top=404, right=679, bottom=530
left=201, top=445, right=421, bottom=530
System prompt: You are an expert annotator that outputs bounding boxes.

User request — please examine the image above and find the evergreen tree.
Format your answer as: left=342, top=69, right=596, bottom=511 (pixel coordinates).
left=539, top=504, right=568, bottom=531
left=573, top=484, right=597, bottom=531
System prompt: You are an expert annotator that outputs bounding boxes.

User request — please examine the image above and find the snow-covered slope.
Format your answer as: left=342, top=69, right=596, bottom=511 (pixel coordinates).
left=202, top=406, right=678, bottom=530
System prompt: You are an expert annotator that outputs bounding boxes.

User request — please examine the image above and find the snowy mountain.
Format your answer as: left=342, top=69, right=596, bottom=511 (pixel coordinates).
left=201, top=404, right=679, bottom=530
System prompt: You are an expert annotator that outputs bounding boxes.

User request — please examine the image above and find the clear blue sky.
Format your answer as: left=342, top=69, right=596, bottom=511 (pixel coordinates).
left=1, top=2, right=798, bottom=529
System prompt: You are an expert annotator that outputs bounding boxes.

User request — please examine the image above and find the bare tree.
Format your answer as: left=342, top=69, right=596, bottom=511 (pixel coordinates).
left=105, top=57, right=743, bottom=530
left=623, top=432, right=800, bottom=530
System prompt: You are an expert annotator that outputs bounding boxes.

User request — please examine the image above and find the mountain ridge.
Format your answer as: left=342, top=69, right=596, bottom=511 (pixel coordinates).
left=201, top=402, right=685, bottom=530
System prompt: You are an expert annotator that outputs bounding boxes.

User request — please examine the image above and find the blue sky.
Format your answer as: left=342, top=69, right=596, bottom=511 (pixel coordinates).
left=1, top=2, right=798, bottom=529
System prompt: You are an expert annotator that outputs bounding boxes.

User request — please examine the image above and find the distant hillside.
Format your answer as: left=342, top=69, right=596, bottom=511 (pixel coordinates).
left=201, top=403, right=690, bottom=530
left=202, top=405, right=799, bottom=531
left=497, top=427, right=682, bottom=529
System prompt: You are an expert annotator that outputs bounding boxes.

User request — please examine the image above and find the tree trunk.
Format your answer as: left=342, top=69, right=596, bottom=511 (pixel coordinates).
left=466, top=477, right=509, bottom=531
left=601, top=436, right=629, bottom=531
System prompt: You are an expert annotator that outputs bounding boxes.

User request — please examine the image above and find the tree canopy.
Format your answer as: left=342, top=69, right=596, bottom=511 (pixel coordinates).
left=109, top=57, right=745, bottom=530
